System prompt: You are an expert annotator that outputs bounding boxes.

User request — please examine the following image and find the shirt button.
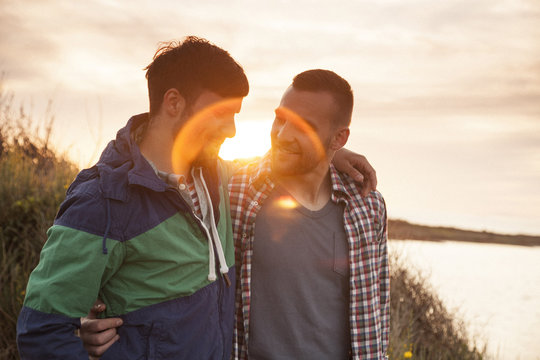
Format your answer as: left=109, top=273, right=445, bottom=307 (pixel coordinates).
left=251, top=201, right=258, bottom=206
left=242, top=233, right=247, bottom=238
left=178, top=183, right=187, bottom=191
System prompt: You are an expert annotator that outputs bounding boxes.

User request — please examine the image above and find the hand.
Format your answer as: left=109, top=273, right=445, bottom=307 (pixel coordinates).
left=333, top=148, right=377, bottom=197
left=80, top=299, right=123, bottom=359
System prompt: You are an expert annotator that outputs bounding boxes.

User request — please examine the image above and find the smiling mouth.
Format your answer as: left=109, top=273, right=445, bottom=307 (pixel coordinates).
left=272, top=139, right=300, bottom=154
left=275, top=146, right=300, bottom=155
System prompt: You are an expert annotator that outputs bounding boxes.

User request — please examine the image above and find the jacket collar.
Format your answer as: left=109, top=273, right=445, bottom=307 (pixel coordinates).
left=96, top=113, right=169, bottom=202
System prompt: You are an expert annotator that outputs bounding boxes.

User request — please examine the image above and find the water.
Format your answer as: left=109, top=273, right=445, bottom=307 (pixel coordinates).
left=389, top=240, right=540, bottom=360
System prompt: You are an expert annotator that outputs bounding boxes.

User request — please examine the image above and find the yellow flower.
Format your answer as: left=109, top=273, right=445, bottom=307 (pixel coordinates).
left=404, top=350, right=413, bottom=358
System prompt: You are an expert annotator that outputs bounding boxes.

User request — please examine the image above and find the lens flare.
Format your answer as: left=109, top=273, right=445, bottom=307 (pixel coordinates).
left=171, top=97, right=242, bottom=174
left=275, top=195, right=299, bottom=209
left=273, top=106, right=326, bottom=161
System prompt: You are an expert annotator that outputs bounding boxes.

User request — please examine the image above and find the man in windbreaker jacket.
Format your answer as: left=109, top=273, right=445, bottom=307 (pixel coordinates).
left=16, top=36, right=249, bottom=359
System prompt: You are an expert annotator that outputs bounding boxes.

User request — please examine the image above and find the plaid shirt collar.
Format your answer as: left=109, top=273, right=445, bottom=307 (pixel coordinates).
left=250, top=152, right=354, bottom=203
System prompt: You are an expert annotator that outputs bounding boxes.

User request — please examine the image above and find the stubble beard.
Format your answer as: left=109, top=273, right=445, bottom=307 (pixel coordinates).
left=271, top=136, right=332, bottom=177
left=271, top=147, right=320, bottom=178
left=174, top=106, right=222, bottom=167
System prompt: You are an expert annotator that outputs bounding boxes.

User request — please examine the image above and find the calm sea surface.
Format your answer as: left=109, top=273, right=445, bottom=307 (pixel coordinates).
left=389, top=240, right=540, bottom=360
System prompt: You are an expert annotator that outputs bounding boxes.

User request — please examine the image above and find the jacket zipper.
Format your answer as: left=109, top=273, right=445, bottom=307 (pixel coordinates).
left=168, top=187, right=229, bottom=359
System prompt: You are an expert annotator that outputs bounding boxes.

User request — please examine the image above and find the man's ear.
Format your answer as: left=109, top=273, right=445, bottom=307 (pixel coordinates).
left=330, top=127, right=350, bottom=151
left=163, top=88, right=186, bottom=117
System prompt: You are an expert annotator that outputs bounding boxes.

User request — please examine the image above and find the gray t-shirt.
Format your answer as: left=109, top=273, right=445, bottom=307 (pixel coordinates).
left=248, top=186, right=351, bottom=360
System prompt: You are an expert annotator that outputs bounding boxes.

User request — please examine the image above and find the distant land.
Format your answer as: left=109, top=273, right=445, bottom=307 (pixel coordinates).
left=388, top=219, right=540, bottom=247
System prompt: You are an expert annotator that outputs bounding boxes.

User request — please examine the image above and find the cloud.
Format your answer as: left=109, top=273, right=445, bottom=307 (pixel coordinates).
left=0, top=2, right=60, bottom=82
left=1, top=0, right=539, bottom=233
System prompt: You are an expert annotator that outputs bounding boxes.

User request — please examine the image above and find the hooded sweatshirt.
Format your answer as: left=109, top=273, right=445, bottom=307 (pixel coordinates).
left=16, top=114, right=236, bottom=360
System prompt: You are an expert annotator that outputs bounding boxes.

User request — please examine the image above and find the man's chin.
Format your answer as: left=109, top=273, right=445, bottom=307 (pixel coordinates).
left=194, top=150, right=220, bottom=165
left=271, top=156, right=301, bottom=177
left=197, top=154, right=218, bottom=162
left=272, top=148, right=300, bottom=163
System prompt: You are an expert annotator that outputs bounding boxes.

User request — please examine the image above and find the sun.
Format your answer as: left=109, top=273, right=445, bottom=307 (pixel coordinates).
left=219, top=120, right=272, bottom=161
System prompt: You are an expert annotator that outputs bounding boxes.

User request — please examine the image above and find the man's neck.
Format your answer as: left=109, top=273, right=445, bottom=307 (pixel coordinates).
left=139, top=116, right=191, bottom=175
left=276, top=162, right=332, bottom=211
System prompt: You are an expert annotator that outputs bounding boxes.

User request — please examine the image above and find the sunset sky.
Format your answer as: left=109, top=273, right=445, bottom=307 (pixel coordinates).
left=1, top=0, right=539, bottom=235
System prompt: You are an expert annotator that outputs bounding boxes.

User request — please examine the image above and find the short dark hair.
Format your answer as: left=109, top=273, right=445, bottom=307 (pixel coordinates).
left=145, top=36, right=249, bottom=115
left=292, top=69, right=353, bottom=127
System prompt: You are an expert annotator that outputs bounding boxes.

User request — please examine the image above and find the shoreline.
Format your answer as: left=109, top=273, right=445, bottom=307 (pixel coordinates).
left=388, top=219, right=540, bottom=247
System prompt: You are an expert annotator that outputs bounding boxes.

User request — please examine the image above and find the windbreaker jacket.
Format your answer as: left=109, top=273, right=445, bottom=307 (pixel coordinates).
left=230, top=155, right=390, bottom=359
left=17, top=114, right=236, bottom=360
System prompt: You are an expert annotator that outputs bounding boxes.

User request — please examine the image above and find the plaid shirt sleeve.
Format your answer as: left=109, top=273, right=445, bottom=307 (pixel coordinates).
left=327, top=166, right=390, bottom=359
left=228, top=166, right=249, bottom=360
left=229, top=158, right=274, bottom=360
left=379, top=200, right=390, bottom=357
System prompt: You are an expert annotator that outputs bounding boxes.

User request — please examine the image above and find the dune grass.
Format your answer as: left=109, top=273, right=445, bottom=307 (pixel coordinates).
left=388, top=252, right=486, bottom=359
left=0, top=90, right=78, bottom=359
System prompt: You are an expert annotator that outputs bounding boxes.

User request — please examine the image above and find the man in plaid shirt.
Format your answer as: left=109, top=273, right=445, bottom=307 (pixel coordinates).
left=229, top=70, right=389, bottom=359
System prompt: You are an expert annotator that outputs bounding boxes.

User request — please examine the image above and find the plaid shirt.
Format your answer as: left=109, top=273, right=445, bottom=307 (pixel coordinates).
left=229, top=155, right=389, bottom=359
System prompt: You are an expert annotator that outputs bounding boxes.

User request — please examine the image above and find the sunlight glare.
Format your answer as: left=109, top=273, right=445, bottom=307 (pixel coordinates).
left=275, top=195, right=299, bottom=210
left=172, top=98, right=243, bottom=173
left=219, top=120, right=272, bottom=160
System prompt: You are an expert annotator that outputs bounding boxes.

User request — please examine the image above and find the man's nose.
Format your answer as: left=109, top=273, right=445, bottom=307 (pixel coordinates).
left=275, top=120, right=296, bottom=141
left=222, top=116, right=236, bottom=139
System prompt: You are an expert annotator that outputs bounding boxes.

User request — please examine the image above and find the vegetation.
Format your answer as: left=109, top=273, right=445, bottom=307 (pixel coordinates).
left=0, top=88, right=485, bottom=359
left=0, top=89, right=78, bottom=359
left=389, top=253, right=486, bottom=359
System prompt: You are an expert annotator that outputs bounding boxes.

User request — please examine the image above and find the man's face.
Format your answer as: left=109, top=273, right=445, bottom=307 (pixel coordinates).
left=271, top=86, right=337, bottom=177
left=172, top=91, right=242, bottom=169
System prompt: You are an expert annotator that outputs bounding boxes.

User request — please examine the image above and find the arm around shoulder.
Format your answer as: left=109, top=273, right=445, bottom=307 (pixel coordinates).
left=333, top=148, right=377, bottom=196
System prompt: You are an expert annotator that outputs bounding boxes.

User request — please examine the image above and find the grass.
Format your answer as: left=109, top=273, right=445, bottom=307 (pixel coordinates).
left=0, top=86, right=486, bottom=359
left=0, top=88, right=78, bottom=359
left=388, top=252, right=486, bottom=359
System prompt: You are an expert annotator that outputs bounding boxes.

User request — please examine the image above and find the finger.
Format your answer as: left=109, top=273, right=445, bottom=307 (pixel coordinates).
left=81, top=317, right=123, bottom=333
left=87, top=299, right=106, bottom=320
left=367, top=168, right=377, bottom=190
left=348, top=167, right=365, bottom=183
left=85, top=334, right=120, bottom=357
left=348, top=157, right=369, bottom=179
left=361, top=182, right=369, bottom=197
left=361, top=169, right=377, bottom=197
left=354, top=160, right=376, bottom=187
left=81, top=326, right=118, bottom=346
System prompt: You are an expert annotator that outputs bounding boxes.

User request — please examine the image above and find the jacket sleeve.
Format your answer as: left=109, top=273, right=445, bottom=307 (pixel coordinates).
left=17, top=306, right=87, bottom=359
left=16, top=224, right=124, bottom=359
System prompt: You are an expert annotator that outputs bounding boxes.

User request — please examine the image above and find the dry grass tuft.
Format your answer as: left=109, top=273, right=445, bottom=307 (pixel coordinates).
left=389, top=252, right=487, bottom=359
